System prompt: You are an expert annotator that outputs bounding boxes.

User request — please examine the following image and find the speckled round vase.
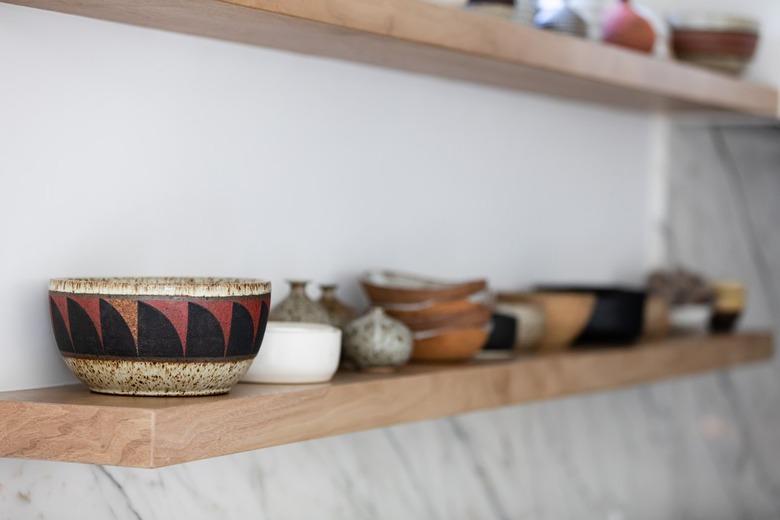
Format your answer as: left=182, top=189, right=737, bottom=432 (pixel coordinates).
left=269, top=280, right=330, bottom=325
left=49, top=277, right=271, bottom=396
left=318, top=284, right=357, bottom=329
left=343, top=308, right=412, bottom=371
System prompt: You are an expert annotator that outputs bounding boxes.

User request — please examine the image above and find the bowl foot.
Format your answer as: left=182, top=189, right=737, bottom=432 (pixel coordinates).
left=62, top=356, right=253, bottom=397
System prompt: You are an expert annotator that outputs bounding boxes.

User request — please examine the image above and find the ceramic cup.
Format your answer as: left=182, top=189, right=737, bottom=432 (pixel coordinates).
left=49, top=277, right=271, bottom=396
left=241, top=322, right=342, bottom=384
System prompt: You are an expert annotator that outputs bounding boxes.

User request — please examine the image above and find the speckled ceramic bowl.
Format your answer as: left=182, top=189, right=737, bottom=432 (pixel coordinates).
left=49, top=277, right=271, bottom=396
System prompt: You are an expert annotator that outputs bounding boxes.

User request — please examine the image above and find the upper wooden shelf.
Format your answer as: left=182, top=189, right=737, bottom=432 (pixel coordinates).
left=5, top=0, right=779, bottom=118
left=0, top=332, right=772, bottom=468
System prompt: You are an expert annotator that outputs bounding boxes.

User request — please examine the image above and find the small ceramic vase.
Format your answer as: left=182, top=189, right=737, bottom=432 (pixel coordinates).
left=270, top=280, right=330, bottom=324
left=535, top=0, right=587, bottom=38
left=602, top=0, right=655, bottom=53
left=319, top=284, right=357, bottom=329
left=343, top=308, right=412, bottom=371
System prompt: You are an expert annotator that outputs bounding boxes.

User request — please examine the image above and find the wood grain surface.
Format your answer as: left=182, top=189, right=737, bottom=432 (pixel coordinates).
left=3, top=0, right=777, bottom=117
left=0, top=332, right=772, bottom=467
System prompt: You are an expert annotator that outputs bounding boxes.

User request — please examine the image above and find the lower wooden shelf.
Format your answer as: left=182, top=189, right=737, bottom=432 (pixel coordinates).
left=0, top=332, right=772, bottom=468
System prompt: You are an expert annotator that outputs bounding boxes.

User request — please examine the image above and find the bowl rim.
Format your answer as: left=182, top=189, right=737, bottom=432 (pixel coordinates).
left=266, top=321, right=341, bottom=335
left=667, top=13, right=759, bottom=33
left=49, top=277, right=271, bottom=297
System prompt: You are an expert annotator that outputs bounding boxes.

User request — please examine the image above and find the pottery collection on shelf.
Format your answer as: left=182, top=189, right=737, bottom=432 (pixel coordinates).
left=439, top=0, right=761, bottom=76
left=46, top=265, right=746, bottom=397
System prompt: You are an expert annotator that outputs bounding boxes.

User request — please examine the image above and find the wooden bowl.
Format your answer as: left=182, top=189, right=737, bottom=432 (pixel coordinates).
left=49, top=277, right=271, bottom=396
left=361, top=271, right=487, bottom=305
left=534, top=286, right=647, bottom=345
left=386, top=302, right=492, bottom=331
left=500, top=291, right=595, bottom=350
left=412, top=326, right=489, bottom=361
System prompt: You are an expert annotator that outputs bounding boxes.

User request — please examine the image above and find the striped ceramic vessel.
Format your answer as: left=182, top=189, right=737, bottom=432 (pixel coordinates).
left=48, top=277, right=271, bottom=396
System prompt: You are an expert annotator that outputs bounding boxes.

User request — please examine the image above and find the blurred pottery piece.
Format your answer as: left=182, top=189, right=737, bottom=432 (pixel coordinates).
left=270, top=280, right=330, bottom=324
left=426, top=0, right=468, bottom=7
left=569, top=0, right=613, bottom=40
left=361, top=271, right=487, bottom=305
left=709, top=281, right=745, bottom=333
left=577, top=287, right=646, bottom=344
left=602, top=0, right=655, bottom=53
left=465, top=0, right=515, bottom=20
left=382, top=291, right=492, bottom=323
left=343, top=308, right=412, bottom=370
left=242, top=322, right=341, bottom=384
left=487, top=300, right=546, bottom=351
left=540, top=286, right=647, bottom=345
left=535, top=0, right=587, bottom=37
left=647, top=268, right=714, bottom=305
left=668, top=13, right=759, bottom=75
left=514, top=0, right=537, bottom=25
left=502, top=291, right=595, bottom=350
left=319, top=284, right=357, bottom=329
left=670, top=304, right=711, bottom=334
left=391, top=303, right=491, bottom=332
left=642, top=294, right=670, bottom=340
left=49, top=277, right=271, bottom=396
left=412, top=326, right=489, bottom=361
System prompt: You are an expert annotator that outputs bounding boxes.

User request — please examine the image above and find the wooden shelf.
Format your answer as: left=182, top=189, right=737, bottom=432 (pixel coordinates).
left=4, top=0, right=778, bottom=118
left=0, top=332, right=772, bottom=467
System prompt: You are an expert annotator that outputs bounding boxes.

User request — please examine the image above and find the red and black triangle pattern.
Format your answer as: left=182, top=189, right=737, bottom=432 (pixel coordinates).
left=49, top=292, right=270, bottom=359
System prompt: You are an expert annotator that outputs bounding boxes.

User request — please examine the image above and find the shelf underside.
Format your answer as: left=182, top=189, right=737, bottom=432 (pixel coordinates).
left=3, top=0, right=778, bottom=118
left=0, top=332, right=772, bottom=468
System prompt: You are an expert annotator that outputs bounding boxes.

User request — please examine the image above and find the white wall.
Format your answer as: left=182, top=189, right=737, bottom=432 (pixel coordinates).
left=0, top=3, right=654, bottom=391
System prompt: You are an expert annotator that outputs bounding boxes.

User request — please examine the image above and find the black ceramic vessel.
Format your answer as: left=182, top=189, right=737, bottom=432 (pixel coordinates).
left=538, top=286, right=647, bottom=345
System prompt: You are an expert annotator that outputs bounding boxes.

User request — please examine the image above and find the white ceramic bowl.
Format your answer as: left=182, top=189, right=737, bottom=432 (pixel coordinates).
left=242, top=322, right=341, bottom=384
left=669, top=304, right=711, bottom=334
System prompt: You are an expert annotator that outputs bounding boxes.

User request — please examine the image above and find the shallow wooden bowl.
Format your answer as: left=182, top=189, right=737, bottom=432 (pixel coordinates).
left=49, top=277, right=271, bottom=396
left=386, top=302, right=492, bottom=331
left=411, top=326, right=489, bottom=361
left=361, top=271, right=487, bottom=305
left=500, top=291, right=595, bottom=350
